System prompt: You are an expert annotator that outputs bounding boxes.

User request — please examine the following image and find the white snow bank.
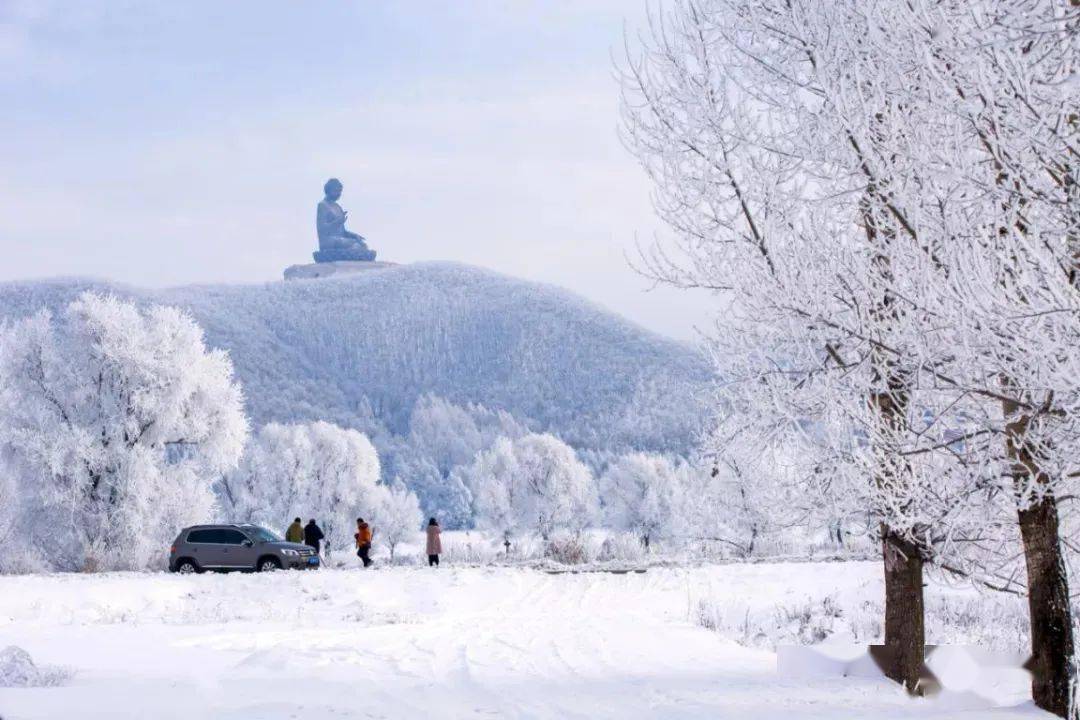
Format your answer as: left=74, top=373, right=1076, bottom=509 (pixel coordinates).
left=776, top=644, right=872, bottom=678
left=777, top=644, right=1033, bottom=711
left=777, top=644, right=1028, bottom=685
left=0, top=646, right=70, bottom=688
left=0, top=562, right=1042, bottom=719
left=693, top=570, right=1032, bottom=655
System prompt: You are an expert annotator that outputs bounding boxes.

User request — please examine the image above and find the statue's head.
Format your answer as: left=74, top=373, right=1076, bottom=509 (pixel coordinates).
left=323, top=178, right=343, bottom=201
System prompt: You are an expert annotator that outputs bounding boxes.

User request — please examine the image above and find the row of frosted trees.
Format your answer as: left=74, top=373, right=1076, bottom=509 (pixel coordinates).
left=0, top=293, right=423, bottom=572
left=621, top=1, right=1079, bottom=716
left=0, top=292, right=742, bottom=574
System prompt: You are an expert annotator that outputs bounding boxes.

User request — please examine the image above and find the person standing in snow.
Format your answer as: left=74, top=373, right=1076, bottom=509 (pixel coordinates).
left=425, top=517, right=442, bottom=567
left=355, top=517, right=373, bottom=567
left=304, top=519, right=325, bottom=555
left=285, top=517, right=304, bottom=543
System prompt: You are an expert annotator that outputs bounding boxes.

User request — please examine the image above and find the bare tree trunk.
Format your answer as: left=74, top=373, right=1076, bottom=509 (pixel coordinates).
left=1018, top=497, right=1075, bottom=717
left=871, top=377, right=926, bottom=694
left=1005, top=400, right=1077, bottom=718
left=880, top=529, right=926, bottom=692
left=864, top=177, right=926, bottom=694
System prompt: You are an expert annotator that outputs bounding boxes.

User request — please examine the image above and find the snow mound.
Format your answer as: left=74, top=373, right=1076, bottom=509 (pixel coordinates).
left=236, top=647, right=305, bottom=673
left=0, top=646, right=70, bottom=688
left=776, top=644, right=884, bottom=679
left=777, top=644, right=1031, bottom=702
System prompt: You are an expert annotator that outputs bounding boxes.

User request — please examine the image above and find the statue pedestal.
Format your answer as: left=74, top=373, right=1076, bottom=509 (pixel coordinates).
left=284, top=260, right=397, bottom=281
left=313, top=248, right=375, bottom=263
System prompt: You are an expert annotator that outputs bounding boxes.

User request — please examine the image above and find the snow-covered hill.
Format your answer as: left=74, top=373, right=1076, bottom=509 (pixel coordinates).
left=0, top=262, right=710, bottom=455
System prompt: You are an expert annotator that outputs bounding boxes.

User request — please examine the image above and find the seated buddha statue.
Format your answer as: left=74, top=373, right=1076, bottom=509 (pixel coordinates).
left=314, top=178, right=376, bottom=262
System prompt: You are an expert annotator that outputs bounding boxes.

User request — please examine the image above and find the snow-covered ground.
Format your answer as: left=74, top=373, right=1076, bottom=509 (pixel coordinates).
left=0, top=561, right=1045, bottom=719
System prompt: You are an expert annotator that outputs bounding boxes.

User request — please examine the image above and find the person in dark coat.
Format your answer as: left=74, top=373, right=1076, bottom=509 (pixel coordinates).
left=304, top=519, right=325, bottom=554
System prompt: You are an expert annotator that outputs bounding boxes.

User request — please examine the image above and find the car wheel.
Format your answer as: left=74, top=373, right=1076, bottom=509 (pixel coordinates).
left=175, top=559, right=200, bottom=574
left=257, top=557, right=281, bottom=572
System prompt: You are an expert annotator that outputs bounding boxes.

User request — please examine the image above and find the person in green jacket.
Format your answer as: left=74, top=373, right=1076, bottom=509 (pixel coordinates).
left=285, top=517, right=304, bottom=543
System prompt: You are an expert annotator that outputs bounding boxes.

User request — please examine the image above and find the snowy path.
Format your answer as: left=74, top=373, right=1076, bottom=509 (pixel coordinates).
left=0, top=563, right=1045, bottom=719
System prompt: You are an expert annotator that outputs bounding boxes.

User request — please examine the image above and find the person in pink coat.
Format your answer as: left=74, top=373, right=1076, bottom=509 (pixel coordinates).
left=425, top=518, right=442, bottom=567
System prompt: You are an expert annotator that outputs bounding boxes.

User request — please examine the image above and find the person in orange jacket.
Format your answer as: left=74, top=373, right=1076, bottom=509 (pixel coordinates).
left=355, top=517, right=374, bottom=567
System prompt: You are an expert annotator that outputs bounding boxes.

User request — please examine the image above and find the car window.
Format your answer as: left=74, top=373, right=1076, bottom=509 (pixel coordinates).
left=219, top=529, right=248, bottom=545
left=243, top=526, right=281, bottom=543
left=186, top=529, right=215, bottom=544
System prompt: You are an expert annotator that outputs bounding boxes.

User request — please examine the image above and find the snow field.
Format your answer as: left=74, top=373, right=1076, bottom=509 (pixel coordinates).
left=0, top=560, right=1046, bottom=719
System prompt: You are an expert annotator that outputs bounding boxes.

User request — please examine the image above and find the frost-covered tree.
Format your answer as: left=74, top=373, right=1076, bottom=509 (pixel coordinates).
left=221, top=421, right=380, bottom=555
left=408, top=394, right=528, bottom=474
left=0, top=455, right=35, bottom=572
left=902, top=7, right=1080, bottom=713
left=462, top=433, right=598, bottom=543
left=619, top=0, right=1080, bottom=697
left=372, top=482, right=422, bottom=561
left=620, top=1, right=938, bottom=689
left=789, top=5, right=1080, bottom=711
left=395, top=394, right=528, bottom=527
left=694, top=430, right=838, bottom=559
left=387, top=451, right=472, bottom=530
left=408, top=395, right=485, bottom=474
left=455, top=439, right=519, bottom=545
left=599, top=452, right=684, bottom=549
left=0, top=293, right=248, bottom=572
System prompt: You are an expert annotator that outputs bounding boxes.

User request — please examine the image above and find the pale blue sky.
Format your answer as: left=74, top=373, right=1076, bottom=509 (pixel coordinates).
left=0, top=1, right=712, bottom=341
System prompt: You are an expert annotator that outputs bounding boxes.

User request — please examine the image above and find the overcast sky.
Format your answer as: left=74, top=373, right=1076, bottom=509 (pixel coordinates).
left=0, top=1, right=714, bottom=342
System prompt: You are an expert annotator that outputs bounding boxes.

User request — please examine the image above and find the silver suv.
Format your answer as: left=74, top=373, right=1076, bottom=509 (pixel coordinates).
left=169, top=524, right=320, bottom=573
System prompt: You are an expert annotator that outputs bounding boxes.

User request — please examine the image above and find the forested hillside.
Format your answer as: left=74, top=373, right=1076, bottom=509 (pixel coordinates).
left=0, top=262, right=710, bottom=456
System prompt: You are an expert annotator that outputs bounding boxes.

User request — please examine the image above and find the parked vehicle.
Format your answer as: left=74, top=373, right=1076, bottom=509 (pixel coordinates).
left=169, top=524, right=320, bottom=573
